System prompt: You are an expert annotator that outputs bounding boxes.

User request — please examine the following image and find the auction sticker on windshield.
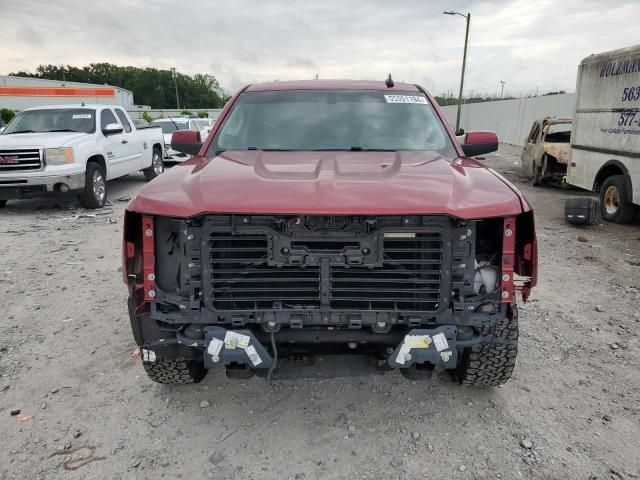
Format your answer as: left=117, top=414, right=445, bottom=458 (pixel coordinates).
left=384, top=95, right=428, bottom=104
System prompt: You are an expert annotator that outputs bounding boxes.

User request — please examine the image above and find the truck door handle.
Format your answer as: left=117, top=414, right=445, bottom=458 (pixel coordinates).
left=121, top=139, right=128, bottom=144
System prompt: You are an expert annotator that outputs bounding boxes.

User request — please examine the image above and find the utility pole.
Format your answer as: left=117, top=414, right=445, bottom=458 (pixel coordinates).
left=443, top=11, right=471, bottom=134
left=500, top=80, right=506, bottom=99
left=171, top=67, right=180, bottom=110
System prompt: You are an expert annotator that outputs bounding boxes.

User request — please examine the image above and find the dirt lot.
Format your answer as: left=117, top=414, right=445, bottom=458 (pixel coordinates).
left=1, top=145, right=639, bottom=480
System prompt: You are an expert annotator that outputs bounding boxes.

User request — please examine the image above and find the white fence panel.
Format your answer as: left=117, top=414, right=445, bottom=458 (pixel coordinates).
left=440, top=94, right=576, bottom=146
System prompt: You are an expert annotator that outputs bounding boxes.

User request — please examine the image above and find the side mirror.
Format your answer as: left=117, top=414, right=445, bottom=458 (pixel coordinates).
left=102, top=123, right=124, bottom=136
left=171, top=130, right=203, bottom=155
left=460, top=131, right=498, bottom=157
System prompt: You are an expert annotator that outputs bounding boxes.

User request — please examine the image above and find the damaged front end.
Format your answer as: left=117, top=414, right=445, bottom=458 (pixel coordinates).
left=123, top=212, right=536, bottom=383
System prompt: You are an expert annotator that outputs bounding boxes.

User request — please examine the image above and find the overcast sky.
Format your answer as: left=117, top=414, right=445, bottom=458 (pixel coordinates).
left=1, top=0, right=638, bottom=97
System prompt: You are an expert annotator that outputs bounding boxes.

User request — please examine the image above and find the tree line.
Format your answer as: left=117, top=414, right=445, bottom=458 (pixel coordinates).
left=10, top=63, right=227, bottom=109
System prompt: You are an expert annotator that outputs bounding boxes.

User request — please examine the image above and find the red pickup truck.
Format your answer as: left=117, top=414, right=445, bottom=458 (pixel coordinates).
left=123, top=80, right=537, bottom=386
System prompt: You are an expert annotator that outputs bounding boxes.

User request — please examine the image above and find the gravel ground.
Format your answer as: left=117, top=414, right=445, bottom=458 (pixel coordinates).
left=1, top=145, right=639, bottom=480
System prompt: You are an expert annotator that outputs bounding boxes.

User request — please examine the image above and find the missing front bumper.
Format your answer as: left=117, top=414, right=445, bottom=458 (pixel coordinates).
left=199, top=326, right=460, bottom=378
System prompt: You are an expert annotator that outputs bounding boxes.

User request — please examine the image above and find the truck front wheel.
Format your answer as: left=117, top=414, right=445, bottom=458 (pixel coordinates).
left=454, top=303, right=519, bottom=386
left=78, top=162, right=107, bottom=209
left=142, top=358, right=207, bottom=384
left=0, top=200, right=6, bottom=208
left=600, top=175, right=638, bottom=224
left=143, top=147, right=164, bottom=181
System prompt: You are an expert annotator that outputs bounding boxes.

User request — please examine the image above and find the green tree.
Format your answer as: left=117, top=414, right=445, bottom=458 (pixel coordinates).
left=0, top=108, right=16, bottom=123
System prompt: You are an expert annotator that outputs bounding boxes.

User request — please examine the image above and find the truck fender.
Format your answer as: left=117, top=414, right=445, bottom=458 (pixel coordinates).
left=594, top=160, right=633, bottom=202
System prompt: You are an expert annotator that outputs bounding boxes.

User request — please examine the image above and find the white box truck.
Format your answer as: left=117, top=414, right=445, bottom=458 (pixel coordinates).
left=566, top=44, right=640, bottom=223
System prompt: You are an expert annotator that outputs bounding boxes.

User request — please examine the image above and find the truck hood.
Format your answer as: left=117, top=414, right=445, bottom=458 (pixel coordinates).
left=0, top=132, right=88, bottom=148
left=128, top=151, right=526, bottom=219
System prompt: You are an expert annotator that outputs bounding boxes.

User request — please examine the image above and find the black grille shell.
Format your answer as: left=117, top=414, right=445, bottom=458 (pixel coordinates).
left=206, top=228, right=448, bottom=313
left=331, top=233, right=442, bottom=311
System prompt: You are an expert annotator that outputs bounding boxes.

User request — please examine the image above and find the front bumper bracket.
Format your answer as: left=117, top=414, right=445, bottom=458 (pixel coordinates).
left=203, top=327, right=274, bottom=370
left=387, top=326, right=458, bottom=369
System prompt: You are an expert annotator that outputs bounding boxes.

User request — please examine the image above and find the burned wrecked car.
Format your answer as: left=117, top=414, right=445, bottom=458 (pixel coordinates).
left=123, top=80, right=537, bottom=386
left=521, top=117, right=572, bottom=186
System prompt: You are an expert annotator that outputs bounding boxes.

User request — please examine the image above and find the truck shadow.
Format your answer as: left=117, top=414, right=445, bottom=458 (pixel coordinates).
left=0, top=172, right=148, bottom=214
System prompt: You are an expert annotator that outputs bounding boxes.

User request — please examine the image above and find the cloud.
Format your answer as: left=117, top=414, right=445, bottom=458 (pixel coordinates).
left=0, top=0, right=637, bottom=99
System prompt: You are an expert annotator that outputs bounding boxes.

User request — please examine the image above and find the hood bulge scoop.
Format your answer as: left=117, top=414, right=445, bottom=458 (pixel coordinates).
left=253, top=151, right=402, bottom=181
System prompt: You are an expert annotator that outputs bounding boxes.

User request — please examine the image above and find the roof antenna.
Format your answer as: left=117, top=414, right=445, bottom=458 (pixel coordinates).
left=81, top=101, right=85, bottom=106
left=385, top=73, right=394, bottom=88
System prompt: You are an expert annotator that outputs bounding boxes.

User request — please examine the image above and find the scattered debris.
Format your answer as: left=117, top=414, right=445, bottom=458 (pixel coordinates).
left=131, top=346, right=141, bottom=358
left=209, top=452, right=225, bottom=465
left=578, top=235, right=589, bottom=243
left=520, top=438, right=534, bottom=449
left=412, top=432, right=420, bottom=440
left=49, top=446, right=105, bottom=471
left=16, top=415, right=33, bottom=424
left=610, top=343, right=619, bottom=350
left=458, top=465, right=467, bottom=472
left=73, top=430, right=82, bottom=439
left=10, top=409, right=21, bottom=416
left=595, top=305, right=605, bottom=313
left=200, top=400, right=210, bottom=408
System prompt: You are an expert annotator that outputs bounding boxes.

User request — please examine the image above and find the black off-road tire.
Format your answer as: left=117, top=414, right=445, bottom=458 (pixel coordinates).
left=599, top=175, right=637, bottom=224
left=455, top=304, right=518, bottom=386
left=78, top=162, right=107, bottom=209
left=0, top=200, right=6, bottom=208
left=143, top=147, right=164, bottom=181
left=142, top=358, right=207, bottom=384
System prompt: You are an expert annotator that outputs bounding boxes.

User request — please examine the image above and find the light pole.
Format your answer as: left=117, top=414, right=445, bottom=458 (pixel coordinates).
left=443, top=11, right=470, bottom=135
left=171, top=67, right=180, bottom=110
left=500, top=80, right=506, bottom=99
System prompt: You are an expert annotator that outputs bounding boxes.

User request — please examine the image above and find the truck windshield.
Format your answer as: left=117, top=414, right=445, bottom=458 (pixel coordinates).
left=151, top=121, right=188, bottom=134
left=3, top=109, right=96, bottom=134
left=210, top=90, right=456, bottom=157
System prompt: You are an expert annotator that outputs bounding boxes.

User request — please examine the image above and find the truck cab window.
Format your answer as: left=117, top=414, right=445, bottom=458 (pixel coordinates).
left=101, top=109, right=118, bottom=130
left=115, top=109, right=132, bottom=133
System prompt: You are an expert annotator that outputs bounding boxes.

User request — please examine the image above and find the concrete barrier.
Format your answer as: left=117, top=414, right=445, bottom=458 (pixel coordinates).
left=440, top=93, right=576, bottom=146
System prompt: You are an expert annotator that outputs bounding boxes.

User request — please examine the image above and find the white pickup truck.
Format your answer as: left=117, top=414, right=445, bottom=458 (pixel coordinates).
left=0, top=104, right=165, bottom=209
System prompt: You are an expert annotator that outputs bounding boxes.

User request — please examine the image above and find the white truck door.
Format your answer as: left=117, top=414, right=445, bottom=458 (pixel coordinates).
left=100, top=108, right=131, bottom=179
left=115, top=108, right=144, bottom=171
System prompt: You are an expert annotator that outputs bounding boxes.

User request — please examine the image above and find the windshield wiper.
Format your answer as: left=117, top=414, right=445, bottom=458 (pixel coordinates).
left=247, top=147, right=293, bottom=151
left=47, top=129, right=77, bottom=133
left=350, top=146, right=397, bottom=152
left=5, top=130, right=34, bottom=134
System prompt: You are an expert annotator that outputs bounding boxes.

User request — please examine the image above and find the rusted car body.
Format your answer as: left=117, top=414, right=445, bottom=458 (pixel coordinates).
left=521, top=117, right=572, bottom=185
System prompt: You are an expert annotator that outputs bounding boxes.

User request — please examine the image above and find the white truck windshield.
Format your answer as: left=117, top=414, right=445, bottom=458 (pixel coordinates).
left=3, top=108, right=96, bottom=134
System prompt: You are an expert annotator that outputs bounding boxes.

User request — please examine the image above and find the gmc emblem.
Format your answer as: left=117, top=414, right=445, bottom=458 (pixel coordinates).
left=0, top=156, right=19, bottom=165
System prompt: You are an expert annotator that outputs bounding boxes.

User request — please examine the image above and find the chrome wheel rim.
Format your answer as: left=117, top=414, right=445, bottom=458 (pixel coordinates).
left=604, top=186, right=619, bottom=215
left=153, top=152, right=164, bottom=175
left=93, top=170, right=106, bottom=202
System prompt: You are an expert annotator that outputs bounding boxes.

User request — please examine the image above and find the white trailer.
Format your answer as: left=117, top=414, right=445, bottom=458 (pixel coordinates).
left=566, top=44, right=640, bottom=223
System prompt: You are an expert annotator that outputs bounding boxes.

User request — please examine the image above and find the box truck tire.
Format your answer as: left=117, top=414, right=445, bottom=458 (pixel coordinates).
left=599, top=175, right=637, bottom=224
